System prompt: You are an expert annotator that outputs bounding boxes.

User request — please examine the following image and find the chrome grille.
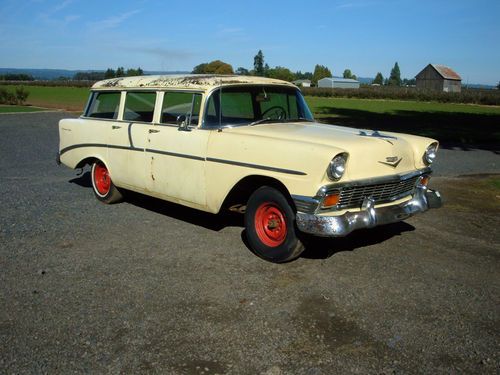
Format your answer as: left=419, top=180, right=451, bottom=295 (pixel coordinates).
left=326, top=175, right=419, bottom=209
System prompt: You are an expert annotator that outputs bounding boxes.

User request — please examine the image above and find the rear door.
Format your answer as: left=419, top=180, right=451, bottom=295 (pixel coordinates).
left=143, top=91, right=209, bottom=207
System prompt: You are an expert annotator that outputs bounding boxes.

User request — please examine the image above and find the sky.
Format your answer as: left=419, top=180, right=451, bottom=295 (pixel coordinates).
left=1, top=0, right=499, bottom=85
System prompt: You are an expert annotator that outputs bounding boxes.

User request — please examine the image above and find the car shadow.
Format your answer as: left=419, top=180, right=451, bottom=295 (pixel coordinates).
left=69, top=171, right=92, bottom=188
left=68, top=172, right=415, bottom=261
left=299, top=221, right=415, bottom=260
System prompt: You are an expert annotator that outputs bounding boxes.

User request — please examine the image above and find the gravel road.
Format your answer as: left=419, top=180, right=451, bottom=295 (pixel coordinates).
left=1, top=112, right=499, bottom=374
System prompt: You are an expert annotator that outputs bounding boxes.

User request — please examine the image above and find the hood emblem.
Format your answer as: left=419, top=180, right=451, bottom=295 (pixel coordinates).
left=359, top=130, right=397, bottom=145
left=379, top=156, right=402, bottom=168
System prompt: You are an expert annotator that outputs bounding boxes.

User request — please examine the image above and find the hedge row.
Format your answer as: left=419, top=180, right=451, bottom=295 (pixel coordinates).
left=301, top=86, right=500, bottom=106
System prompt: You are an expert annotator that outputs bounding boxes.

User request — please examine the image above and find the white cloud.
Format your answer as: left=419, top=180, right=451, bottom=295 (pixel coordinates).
left=89, top=10, right=141, bottom=31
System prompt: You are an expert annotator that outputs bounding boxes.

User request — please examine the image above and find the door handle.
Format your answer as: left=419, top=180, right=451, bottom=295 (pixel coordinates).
left=149, top=129, right=160, bottom=133
left=112, top=125, right=121, bottom=129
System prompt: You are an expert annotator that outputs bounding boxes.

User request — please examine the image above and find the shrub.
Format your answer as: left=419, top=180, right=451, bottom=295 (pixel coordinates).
left=15, top=86, right=29, bottom=104
left=0, top=87, right=17, bottom=104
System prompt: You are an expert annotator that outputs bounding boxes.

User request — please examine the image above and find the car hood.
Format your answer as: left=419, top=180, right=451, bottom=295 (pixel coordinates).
left=222, top=121, right=431, bottom=181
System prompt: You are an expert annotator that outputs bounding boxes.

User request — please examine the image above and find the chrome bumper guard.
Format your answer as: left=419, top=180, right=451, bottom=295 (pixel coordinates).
left=295, top=187, right=442, bottom=237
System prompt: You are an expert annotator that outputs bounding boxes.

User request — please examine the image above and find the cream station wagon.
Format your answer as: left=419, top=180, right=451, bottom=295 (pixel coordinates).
left=58, top=74, right=442, bottom=263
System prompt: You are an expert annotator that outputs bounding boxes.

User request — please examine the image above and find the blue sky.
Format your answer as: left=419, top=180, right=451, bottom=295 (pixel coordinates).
left=1, top=0, right=499, bottom=84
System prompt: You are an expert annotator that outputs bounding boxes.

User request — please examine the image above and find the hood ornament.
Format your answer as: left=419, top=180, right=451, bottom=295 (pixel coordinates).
left=379, top=156, right=402, bottom=168
left=359, top=130, right=397, bottom=145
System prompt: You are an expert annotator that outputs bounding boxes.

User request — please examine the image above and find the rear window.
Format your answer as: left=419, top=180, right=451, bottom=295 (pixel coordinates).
left=123, top=92, right=156, bottom=122
left=86, top=92, right=121, bottom=119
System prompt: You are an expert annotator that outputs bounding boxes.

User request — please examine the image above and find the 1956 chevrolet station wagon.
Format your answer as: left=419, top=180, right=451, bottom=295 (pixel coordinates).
left=58, top=74, right=442, bottom=262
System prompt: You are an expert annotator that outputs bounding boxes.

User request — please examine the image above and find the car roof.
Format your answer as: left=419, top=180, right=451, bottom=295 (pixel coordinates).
left=92, top=74, right=296, bottom=91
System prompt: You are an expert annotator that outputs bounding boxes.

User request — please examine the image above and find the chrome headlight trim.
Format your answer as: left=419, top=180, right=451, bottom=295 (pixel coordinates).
left=423, top=142, right=438, bottom=165
left=327, top=153, right=348, bottom=181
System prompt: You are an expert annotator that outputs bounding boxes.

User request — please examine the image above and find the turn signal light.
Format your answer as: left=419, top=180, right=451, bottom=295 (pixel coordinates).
left=419, top=176, right=430, bottom=187
left=323, top=193, right=340, bottom=208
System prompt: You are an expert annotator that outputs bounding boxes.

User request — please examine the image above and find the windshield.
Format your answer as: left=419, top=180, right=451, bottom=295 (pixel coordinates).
left=203, top=85, right=314, bottom=128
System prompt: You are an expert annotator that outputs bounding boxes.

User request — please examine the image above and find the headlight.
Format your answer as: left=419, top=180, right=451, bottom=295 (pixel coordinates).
left=423, top=143, right=438, bottom=165
left=327, top=153, right=348, bottom=180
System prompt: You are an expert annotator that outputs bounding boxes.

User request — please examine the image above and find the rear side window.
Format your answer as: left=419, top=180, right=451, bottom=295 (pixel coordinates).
left=123, top=92, right=156, bottom=122
left=161, top=92, right=201, bottom=126
left=86, top=92, right=121, bottom=119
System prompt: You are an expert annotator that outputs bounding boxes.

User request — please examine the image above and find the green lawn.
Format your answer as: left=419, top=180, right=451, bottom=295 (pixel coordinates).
left=0, top=105, right=47, bottom=113
left=1, top=85, right=89, bottom=112
left=305, top=97, right=500, bottom=147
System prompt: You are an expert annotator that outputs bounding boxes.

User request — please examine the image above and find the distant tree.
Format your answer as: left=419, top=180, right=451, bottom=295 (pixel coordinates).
left=402, top=78, right=416, bottom=86
left=0, top=73, right=34, bottom=81
left=191, top=60, right=234, bottom=75
left=312, top=64, right=332, bottom=85
left=253, top=50, right=265, bottom=76
left=373, top=72, right=384, bottom=85
left=295, top=71, right=313, bottom=80
left=116, top=67, right=125, bottom=77
left=388, top=62, right=401, bottom=86
left=104, top=68, right=115, bottom=79
left=497, top=81, right=500, bottom=90
left=73, top=71, right=105, bottom=81
left=343, top=69, right=353, bottom=79
left=266, top=66, right=295, bottom=82
left=192, top=63, right=208, bottom=74
left=235, top=67, right=249, bottom=75
left=126, top=67, right=144, bottom=76
left=352, top=74, right=357, bottom=80
left=206, top=60, right=234, bottom=74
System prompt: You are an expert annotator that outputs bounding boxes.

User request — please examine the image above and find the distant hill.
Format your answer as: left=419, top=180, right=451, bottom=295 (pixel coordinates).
left=0, top=68, right=190, bottom=80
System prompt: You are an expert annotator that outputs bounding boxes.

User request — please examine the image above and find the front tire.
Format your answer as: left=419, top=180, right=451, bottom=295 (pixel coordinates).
left=245, top=186, right=304, bottom=263
left=90, top=161, right=123, bottom=204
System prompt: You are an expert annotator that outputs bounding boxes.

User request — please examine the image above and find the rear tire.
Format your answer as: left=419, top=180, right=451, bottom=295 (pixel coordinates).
left=245, top=186, right=304, bottom=263
left=90, top=161, right=123, bottom=204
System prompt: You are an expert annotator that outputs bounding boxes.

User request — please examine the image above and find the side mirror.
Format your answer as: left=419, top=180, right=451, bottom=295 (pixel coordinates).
left=177, top=114, right=191, bottom=132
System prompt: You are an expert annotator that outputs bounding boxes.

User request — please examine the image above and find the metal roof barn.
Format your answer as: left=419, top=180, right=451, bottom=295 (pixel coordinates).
left=318, top=77, right=360, bottom=89
left=415, top=64, right=462, bottom=93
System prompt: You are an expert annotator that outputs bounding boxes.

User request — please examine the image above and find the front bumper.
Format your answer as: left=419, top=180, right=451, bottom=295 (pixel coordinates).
left=295, top=187, right=442, bottom=237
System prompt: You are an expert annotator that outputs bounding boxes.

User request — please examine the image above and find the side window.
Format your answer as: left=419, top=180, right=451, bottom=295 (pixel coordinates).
left=161, top=92, right=201, bottom=126
left=86, top=92, right=121, bottom=119
left=123, top=92, right=156, bottom=122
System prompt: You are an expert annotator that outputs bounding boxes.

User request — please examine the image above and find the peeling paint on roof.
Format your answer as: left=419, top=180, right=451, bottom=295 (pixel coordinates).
left=92, top=74, right=295, bottom=90
left=431, top=64, right=462, bottom=81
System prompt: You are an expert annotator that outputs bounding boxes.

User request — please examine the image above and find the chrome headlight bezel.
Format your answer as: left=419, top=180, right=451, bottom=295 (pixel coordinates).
left=423, top=142, right=438, bottom=165
left=327, top=153, right=348, bottom=181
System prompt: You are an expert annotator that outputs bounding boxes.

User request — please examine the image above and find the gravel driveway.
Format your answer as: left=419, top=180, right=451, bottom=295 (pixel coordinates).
left=1, top=112, right=499, bottom=374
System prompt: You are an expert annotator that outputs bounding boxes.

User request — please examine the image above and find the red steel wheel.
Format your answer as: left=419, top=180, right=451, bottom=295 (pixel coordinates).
left=254, top=202, right=287, bottom=247
left=93, top=162, right=111, bottom=196
left=245, top=186, right=304, bottom=263
left=90, top=160, right=123, bottom=204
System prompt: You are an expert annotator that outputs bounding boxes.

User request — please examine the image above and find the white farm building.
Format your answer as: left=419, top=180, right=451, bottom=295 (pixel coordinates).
left=318, top=77, right=360, bottom=89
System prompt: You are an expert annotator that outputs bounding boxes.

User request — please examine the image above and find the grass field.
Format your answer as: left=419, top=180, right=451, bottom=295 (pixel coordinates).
left=0, top=105, right=47, bottom=113
left=306, top=97, right=500, bottom=148
left=1, top=85, right=89, bottom=111
left=2, top=85, right=498, bottom=148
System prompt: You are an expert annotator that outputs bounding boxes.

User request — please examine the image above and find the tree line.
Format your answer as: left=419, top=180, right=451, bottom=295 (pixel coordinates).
left=191, top=50, right=418, bottom=87
left=73, top=67, right=144, bottom=81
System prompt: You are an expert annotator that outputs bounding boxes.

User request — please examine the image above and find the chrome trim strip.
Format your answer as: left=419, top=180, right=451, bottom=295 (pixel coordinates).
left=320, top=168, right=432, bottom=192
left=206, top=157, right=307, bottom=176
left=144, top=148, right=204, bottom=161
left=59, top=144, right=306, bottom=175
